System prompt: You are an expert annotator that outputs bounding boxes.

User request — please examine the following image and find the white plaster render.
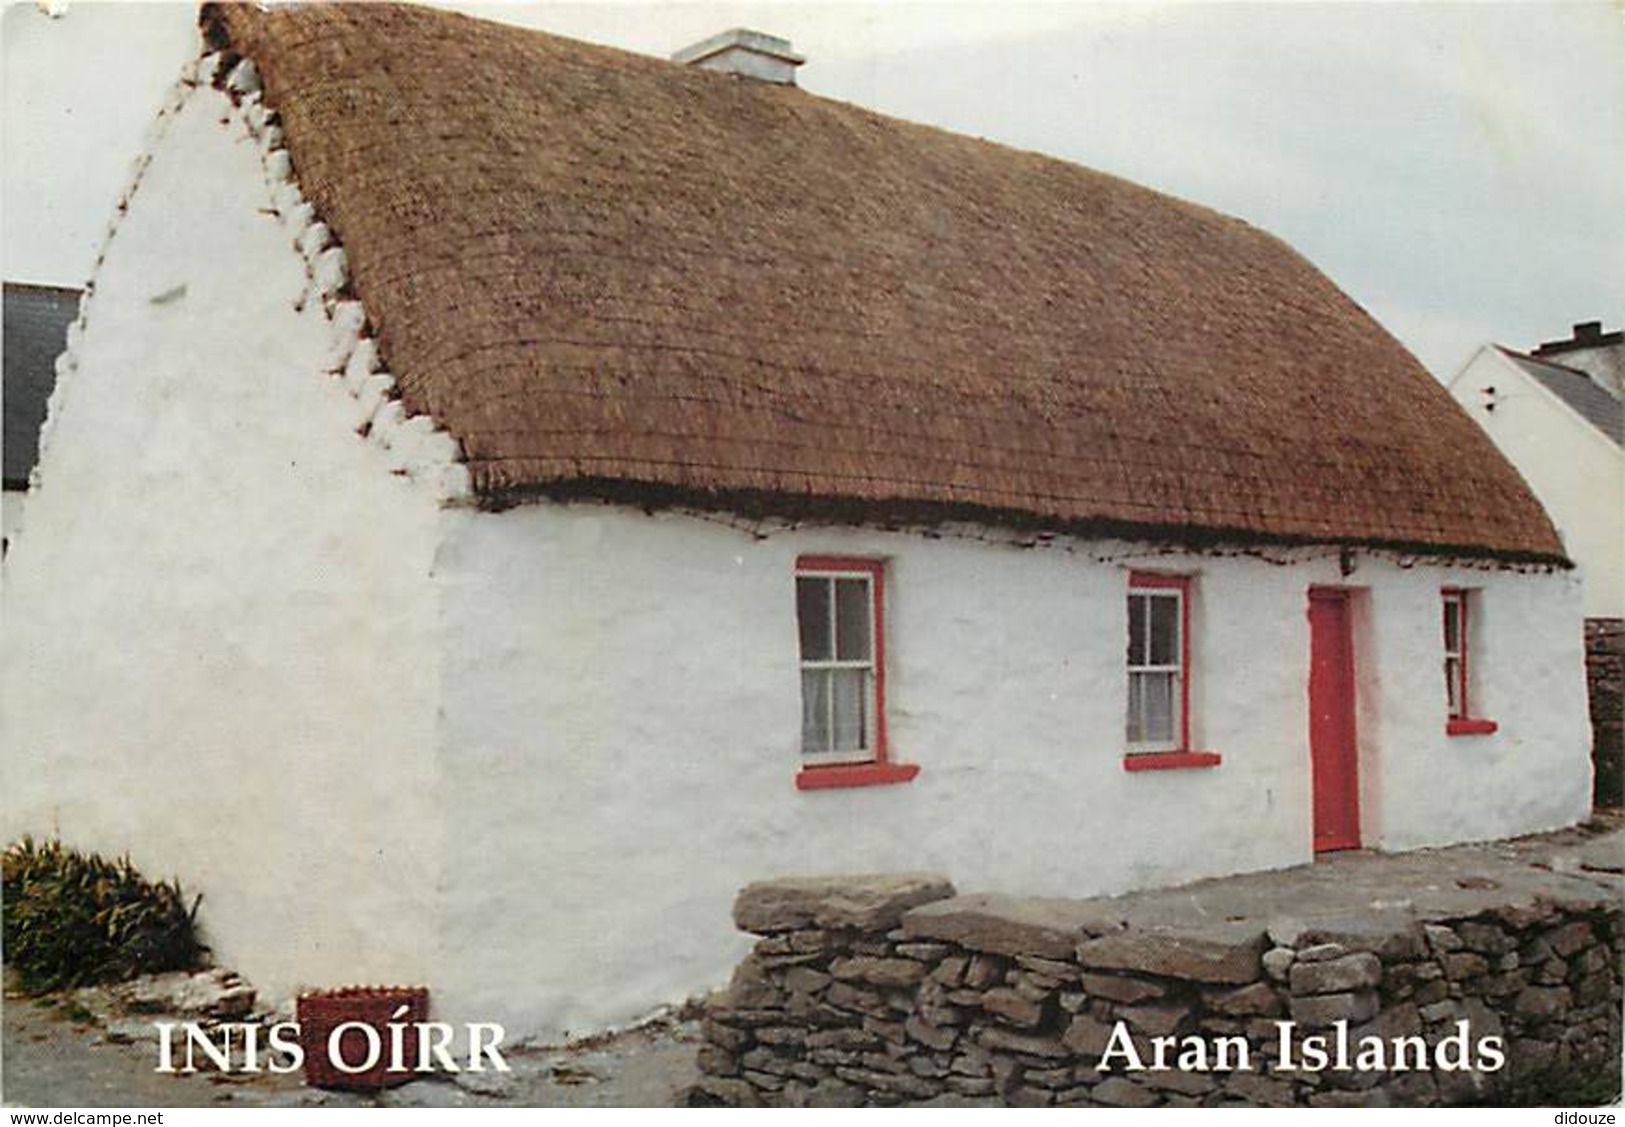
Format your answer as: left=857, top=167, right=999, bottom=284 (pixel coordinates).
left=2, top=490, right=28, bottom=552
left=1449, top=346, right=1625, bottom=618
left=1, top=71, right=458, bottom=1007
left=672, top=29, right=804, bottom=85
left=221, top=50, right=466, bottom=501
left=687, top=45, right=800, bottom=84
left=1360, top=562, right=1591, bottom=850
left=431, top=504, right=1590, bottom=1038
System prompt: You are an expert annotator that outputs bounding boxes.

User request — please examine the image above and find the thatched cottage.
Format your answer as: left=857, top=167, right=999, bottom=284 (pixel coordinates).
left=0, top=3, right=1591, bottom=1039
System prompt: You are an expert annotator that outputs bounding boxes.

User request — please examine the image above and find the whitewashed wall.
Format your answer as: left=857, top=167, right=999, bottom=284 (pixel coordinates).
left=2, top=490, right=26, bottom=554
left=1360, top=561, right=1592, bottom=849
left=1449, top=346, right=1625, bottom=618
left=0, top=82, right=449, bottom=1005
left=433, top=504, right=1590, bottom=1038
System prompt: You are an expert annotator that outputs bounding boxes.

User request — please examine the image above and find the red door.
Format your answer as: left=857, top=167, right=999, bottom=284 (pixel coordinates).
left=1308, top=588, right=1360, bottom=852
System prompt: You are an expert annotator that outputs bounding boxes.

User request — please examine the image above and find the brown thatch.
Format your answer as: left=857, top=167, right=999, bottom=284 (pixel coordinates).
left=201, top=3, right=1564, bottom=563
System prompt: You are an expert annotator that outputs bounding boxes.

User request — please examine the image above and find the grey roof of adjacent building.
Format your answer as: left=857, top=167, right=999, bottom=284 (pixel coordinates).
left=1533, top=321, right=1624, bottom=358
left=1500, top=346, right=1624, bottom=447
left=3, top=282, right=79, bottom=489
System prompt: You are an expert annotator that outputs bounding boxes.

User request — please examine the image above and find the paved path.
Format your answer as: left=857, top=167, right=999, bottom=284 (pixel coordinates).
left=1101, top=816, right=1624, bottom=939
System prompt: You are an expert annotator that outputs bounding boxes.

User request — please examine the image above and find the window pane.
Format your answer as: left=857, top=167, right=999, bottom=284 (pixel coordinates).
left=1145, top=671, right=1176, bottom=742
left=801, top=668, right=831, bottom=754
left=1445, top=657, right=1462, bottom=717
left=1443, top=598, right=1460, bottom=653
left=1128, top=594, right=1148, bottom=667
left=1148, top=594, right=1179, bottom=666
left=834, top=578, right=872, bottom=662
left=797, top=576, right=832, bottom=661
left=1127, top=671, right=1144, bottom=743
left=1130, top=671, right=1175, bottom=744
left=830, top=668, right=869, bottom=752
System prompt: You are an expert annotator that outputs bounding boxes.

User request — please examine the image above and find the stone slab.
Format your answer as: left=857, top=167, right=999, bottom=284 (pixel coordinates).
left=1290, top=914, right=1427, bottom=961
left=1078, top=972, right=1164, bottom=1004
left=1076, top=922, right=1266, bottom=984
left=901, top=893, right=1124, bottom=959
left=1576, top=833, right=1625, bottom=874
left=734, top=874, right=955, bottom=935
left=974, top=1026, right=1069, bottom=1060
left=1207, top=981, right=1283, bottom=1017
left=1289, top=952, right=1382, bottom=995
left=1289, top=990, right=1378, bottom=1027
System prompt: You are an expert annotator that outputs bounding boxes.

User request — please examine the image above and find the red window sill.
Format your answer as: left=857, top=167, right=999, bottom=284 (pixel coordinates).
left=796, top=762, right=921, bottom=791
left=1447, top=718, right=1499, bottom=737
left=1122, top=751, right=1222, bottom=772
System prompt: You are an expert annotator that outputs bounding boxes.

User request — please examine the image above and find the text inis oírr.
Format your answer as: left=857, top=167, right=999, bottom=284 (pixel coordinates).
left=153, top=1017, right=509, bottom=1075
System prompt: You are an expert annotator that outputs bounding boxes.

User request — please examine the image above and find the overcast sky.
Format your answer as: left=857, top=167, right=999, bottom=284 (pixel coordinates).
left=3, top=1, right=1622, bottom=381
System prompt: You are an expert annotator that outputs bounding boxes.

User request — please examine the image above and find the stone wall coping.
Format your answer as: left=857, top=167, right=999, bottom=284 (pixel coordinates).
left=1075, top=920, right=1267, bottom=984
left=733, top=873, right=955, bottom=934
left=899, top=892, right=1126, bottom=958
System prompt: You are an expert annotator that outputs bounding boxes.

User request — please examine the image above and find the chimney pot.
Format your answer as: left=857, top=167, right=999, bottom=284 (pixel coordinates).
left=672, top=28, right=805, bottom=86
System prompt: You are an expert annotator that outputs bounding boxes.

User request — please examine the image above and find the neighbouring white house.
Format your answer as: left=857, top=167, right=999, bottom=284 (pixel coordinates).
left=1448, top=326, right=1624, bottom=620
left=0, top=3, right=1593, bottom=1040
left=2, top=283, right=78, bottom=554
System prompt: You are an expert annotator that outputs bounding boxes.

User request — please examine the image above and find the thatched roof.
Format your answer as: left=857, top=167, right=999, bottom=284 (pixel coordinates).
left=201, top=3, right=1564, bottom=562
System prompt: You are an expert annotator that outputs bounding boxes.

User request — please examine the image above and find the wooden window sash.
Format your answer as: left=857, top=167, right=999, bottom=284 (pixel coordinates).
left=1127, top=576, right=1191, bottom=753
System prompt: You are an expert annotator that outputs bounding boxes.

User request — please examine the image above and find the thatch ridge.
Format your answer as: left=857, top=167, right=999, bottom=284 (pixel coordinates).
left=200, top=2, right=1565, bottom=563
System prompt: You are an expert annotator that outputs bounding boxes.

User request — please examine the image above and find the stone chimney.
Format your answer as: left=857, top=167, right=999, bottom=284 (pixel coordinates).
left=1532, top=320, right=1625, bottom=400
left=672, top=29, right=805, bottom=86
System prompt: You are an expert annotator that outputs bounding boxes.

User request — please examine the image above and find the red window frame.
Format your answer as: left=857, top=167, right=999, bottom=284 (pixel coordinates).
left=1127, top=572, right=1192, bottom=751
left=793, top=556, right=918, bottom=790
left=1443, top=588, right=1498, bottom=736
left=1122, top=572, right=1220, bottom=771
left=1443, top=589, right=1469, bottom=720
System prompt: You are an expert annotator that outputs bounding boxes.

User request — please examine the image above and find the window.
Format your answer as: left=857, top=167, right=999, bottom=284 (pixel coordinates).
left=1127, top=574, right=1188, bottom=751
left=797, top=562, right=879, bottom=761
left=1123, top=573, right=1219, bottom=771
left=1442, top=590, right=1467, bottom=720
left=792, top=556, right=917, bottom=790
left=1443, top=588, right=1498, bottom=736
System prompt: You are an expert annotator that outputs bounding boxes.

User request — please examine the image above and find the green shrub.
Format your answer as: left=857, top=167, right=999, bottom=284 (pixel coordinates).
left=2, top=837, right=205, bottom=994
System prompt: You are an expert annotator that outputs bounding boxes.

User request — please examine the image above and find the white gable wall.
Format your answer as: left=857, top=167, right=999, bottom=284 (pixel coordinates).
left=433, top=503, right=1589, bottom=1038
left=0, top=81, right=448, bottom=1002
left=1449, top=346, right=1625, bottom=618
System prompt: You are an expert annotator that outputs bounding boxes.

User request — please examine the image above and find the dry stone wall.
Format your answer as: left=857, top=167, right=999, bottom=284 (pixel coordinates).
left=1589, top=618, right=1623, bottom=808
left=691, top=874, right=1622, bottom=1107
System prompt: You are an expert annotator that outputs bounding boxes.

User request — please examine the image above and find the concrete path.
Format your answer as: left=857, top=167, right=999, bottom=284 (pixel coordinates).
left=1099, top=816, right=1623, bottom=942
